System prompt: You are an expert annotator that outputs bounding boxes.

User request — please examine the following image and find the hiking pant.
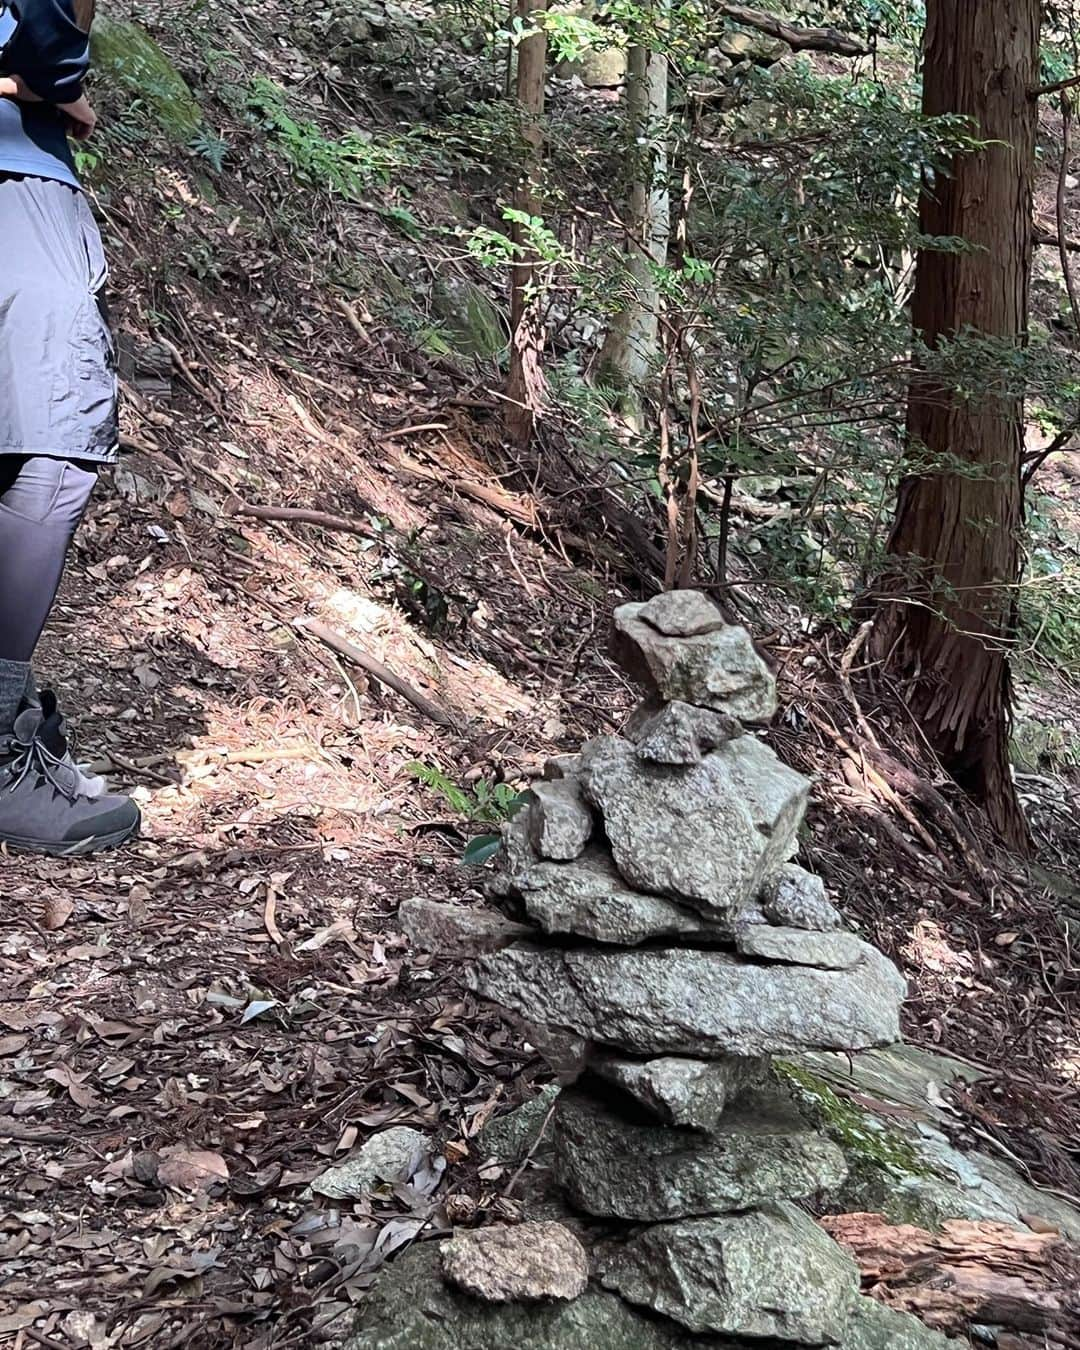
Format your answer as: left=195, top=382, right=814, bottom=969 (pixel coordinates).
left=0, top=455, right=97, bottom=662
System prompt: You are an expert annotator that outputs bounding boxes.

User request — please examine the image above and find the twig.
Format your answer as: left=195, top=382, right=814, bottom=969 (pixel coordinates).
left=296, top=618, right=457, bottom=729
left=377, top=422, right=450, bottom=441
left=155, top=331, right=227, bottom=418
left=20, top=1327, right=68, bottom=1350
left=230, top=501, right=377, bottom=538
left=334, top=295, right=370, bottom=345
left=501, top=1094, right=559, bottom=1199
left=100, top=749, right=177, bottom=787
left=0, top=1125, right=69, bottom=1144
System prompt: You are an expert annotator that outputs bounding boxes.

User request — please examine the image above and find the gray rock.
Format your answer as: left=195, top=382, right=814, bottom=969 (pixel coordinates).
left=578, top=735, right=808, bottom=919
left=441, top=1222, right=588, bottom=1302
left=588, top=1053, right=768, bottom=1131
left=479, top=1084, right=560, bottom=1163
left=717, top=28, right=791, bottom=64
left=345, top=1243, right=721, bottom=1350
left=470, top=942, right=905, bottom=1058
left=542, top=754, right=579, bottom=781
left=760, top=863, right=844, bottom=931
left=554, top=1090, right=847, bottom=1220
left=398, top=897, right=533, bottom=955
left=625, top=699, right=742, bottom=765
left=345, top=1243, right=947, bottom=1350
left=840, top=1297, right=952, bottom=1349
left=309, top=1126, right=424, bottom=1199
left=612, top=601, right=777, bottom=721
left=736, top=924, right=864, bottom=969
left=600, top=1203, right=858, bottom=1342
left=635, top=589, right=727, bottom=637
left=526, top=779, right=593, bottom=861
left=517, top=847, right=717, bottom=946
left=523, top=1022, right=589, bottom=1082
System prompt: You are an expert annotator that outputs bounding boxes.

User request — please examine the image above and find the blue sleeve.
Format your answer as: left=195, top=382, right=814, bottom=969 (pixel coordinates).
left=9, top=0, right=89, bottom=103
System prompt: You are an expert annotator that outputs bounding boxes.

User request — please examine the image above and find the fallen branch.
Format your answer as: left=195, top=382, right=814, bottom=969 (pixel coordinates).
left=1034, top=225, right=1080, bottom=253
left=718, top=3, right=869, bottom=56
left=296, top=618, right=456, bottom=729
left=229, top=500, right=377, bottom=539
left=822, top=1212, right=1076, bottom=1341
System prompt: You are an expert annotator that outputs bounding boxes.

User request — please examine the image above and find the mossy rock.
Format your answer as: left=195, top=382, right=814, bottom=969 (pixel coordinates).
left=1010, top=715, right=1079, bottom=772
left=429, top=278, right=507, bottom=360
left=717, top=29, right=791, bottom=65
left=91, top=18, right=202, bottom=140
left=775, top=1060, right=950, bottom=1228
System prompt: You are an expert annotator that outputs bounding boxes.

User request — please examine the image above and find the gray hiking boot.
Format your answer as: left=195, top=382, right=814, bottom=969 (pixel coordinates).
left=0, top=705, right=140, bottom=856
left=20, top=684, right=107, bottom=798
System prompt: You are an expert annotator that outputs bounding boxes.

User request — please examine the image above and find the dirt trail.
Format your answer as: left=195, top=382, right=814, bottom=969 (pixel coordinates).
left=0, top=3, right=1078, bottom=1346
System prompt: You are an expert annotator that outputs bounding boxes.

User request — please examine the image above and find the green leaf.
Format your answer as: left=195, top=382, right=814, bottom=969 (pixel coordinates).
left=462, top=834, right=503, bottom=867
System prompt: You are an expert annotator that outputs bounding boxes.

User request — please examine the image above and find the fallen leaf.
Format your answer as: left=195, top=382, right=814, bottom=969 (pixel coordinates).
left=157, top=1147, right=229, bottom=1191
left=43, top=896, right=75, bottom=930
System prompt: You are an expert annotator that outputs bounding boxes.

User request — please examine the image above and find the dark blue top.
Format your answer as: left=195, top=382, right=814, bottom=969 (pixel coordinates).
left=0, top=0, right=88, bottom=188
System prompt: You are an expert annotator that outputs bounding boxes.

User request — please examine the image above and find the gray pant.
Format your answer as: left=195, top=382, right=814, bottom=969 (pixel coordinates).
left=0, top=454, right=97, bottom=662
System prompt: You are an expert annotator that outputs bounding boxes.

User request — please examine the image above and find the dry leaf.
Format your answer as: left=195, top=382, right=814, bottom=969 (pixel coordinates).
left=158, top=1147, right=229, bottom=1191
left=43, top=896, right=75, bottom=930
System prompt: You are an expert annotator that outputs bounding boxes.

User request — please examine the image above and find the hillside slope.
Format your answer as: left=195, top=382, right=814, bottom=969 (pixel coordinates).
left=0, top=3, right=1077, bottom=1347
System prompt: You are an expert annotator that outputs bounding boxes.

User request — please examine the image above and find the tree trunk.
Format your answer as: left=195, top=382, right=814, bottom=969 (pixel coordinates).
left=872, top=0, right=1038, bottom=853
left=598, top=40, right=670, bottom=408
left=505, top=0, right=548, bottom=450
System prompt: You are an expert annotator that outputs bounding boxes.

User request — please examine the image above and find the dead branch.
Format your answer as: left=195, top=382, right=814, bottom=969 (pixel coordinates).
left=822, top=1213, right=1077, bottom=1341
left=229, top=501, right=377, bottom=539
left=296, top=618, right=457, bottom=729
left=1034, top=225, right=1080, bottom=253
left=718, top=3, right=869, bottom=56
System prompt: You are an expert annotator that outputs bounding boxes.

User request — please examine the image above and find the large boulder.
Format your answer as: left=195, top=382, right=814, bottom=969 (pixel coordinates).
left=429, top=278, right=507, bottom=359
left=611, top=593, right=777, bottom=721
left=600, top=1203, right=859, bottom=1342
left=588, top=1053, right=767, bottom=1131
left=578, top=735, right=808, bottom=919
left=470, top=943, right=905, bottom=1059
left=554, top=1090, right=847, bottom=1220
left=440, top=1222, right=588, bottom=1302
left=91, top=19, right=203, bottom=140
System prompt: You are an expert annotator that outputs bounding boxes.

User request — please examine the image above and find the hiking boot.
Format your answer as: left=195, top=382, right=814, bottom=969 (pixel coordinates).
left=20, top=685, right=106, bottom=798
left=0, top=705, right=140, bottom=856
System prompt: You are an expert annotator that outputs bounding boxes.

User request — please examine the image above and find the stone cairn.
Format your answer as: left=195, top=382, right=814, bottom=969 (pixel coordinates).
left=352, top=591, right=947, bottom=1349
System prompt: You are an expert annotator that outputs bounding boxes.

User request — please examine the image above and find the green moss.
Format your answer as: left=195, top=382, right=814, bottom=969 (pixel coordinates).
left=429, top=279, right=507, bottom=359
left=775, top=1061, right=929, bottom=1180
left=91, top=18, right=203, bottom=140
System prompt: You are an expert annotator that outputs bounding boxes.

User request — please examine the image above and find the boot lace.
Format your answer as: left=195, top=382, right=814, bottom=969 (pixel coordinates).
left=4, top=730, right=83, bottom=802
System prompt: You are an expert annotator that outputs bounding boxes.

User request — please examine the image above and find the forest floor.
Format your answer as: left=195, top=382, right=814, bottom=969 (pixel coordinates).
left=1, top=3, right=1079, bottom=1348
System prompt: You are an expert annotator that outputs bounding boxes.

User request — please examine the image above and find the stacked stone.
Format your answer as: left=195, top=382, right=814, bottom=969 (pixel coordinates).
left=463, top=591, right=924, bottom=1346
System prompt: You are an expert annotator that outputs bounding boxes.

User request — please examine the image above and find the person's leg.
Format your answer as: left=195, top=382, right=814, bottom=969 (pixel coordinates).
left=0, top=454, right=135, bottom=853
left=0, top=455, right=98, bottom=666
